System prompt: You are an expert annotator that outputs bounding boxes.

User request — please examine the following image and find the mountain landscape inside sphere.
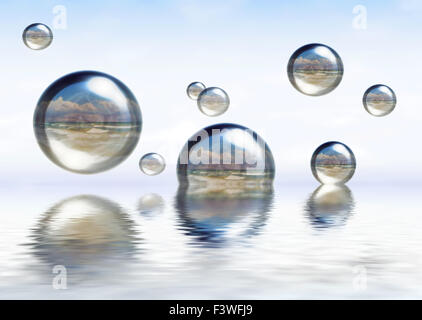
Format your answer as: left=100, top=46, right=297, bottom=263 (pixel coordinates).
left=287, top=43, right=343, bottom=96
left=311, top=141, right=356, bottom=185
left=139, top=153, right=166, bottom=176
left=197, top=87, right=230, bottom=116
left=177, top=123, right=275, bottom=189
left=363, top=84, right=396, bottom=117
left=34, top=71, right=142, bottom=174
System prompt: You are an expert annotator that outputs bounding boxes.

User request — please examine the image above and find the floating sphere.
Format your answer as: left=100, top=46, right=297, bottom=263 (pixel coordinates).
left=139, top=153, right=166, bottom=175
left=311, top=141, right=356, bottom=184
left=197, top=87, right=230, bottom=116
left=177, top=123, right=275, bottom=186
left=363, top=84, right=396, bottom=117
left=22, top=23, right=53, bottom=50
left=34, top=71, right=142, bottom=174
left=186, top=81, right=206, bottom=100
left=305, top=185, right=354, bottom=229
left=287, top=43, right=343, bottom=96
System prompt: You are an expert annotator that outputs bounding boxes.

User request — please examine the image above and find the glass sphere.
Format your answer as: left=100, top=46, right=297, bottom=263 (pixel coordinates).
left=287, top=43, right=343, bottom=96
left=363, top=84, right=396, bottom=117
left=177, top=123, right=275, bottom=186
left=34, top=71, right=142, bottom=174
left=22, top=23, right=53, bottom=50
left=187, top=81, right=206, bottom=100
left=139, top=153, right=166, bottom=175
left=197, top=87, right=230, bottom=116
left=305, top=185, right=354, bottom=229
left=311, top=141, right=356, bottom=184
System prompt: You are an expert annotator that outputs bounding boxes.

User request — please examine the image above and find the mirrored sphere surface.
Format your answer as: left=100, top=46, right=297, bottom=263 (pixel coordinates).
left=305, top=185, right=355, bottom=229
left=175, top=184, right=273, bottom=246
left=139, top=153, right=166, bottom=175
left=287, top=43, right=343, bottom=96
left=187, top=81, right=206, bottom=100
left=311, top=141, right=356, bottom=184
left=30, top=195, right=138, bottom=269
left=137, top=193, right=165, bottom=216
left=177, top=123, right=275, bottom=186
left=34, top=71, right=142, bottom=174
left=197, top=87, right=230, bottom=116
left=363, top=84, right=396, bottom=117
left=22, top=23, right=53, bottom=50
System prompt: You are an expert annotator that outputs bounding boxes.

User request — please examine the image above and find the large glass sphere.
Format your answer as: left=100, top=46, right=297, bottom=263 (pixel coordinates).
left=311, top=141, right=356, bottom=184
left=186, top=81, right=206, bottom=100
left=197, top=87, right=230, bottom=116
left=139, top=153, right=166, bottom=176
left=363, top=84, right=396, bottom=117
left=287, top=43, right=343, bottom=96
left=22, top=23, right=53, bottom=50
left=177, top=123, right=275, bottom=186
left=34, top=71, right=142, bottom=174
left=305, top=185, right=355, bottom=229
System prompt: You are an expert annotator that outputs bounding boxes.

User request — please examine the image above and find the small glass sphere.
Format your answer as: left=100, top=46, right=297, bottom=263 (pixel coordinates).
left=287, top=43, right=343, bottom=96
left=197, top=87, right=230, bottom=116
left=311, top=141, right=356, bottom=184
left=363, top=84, right=396, bottom=117
left=34, top=71, right=142, bottom=174
left=187, top=81, right=206, bottom=100
left=175, top=184, right=273, bottom=246
left=177, top=123, right=275, bottom=186
left=139, top=153, right=166, bottom=175
left=22, top=23, right=53, bottom=50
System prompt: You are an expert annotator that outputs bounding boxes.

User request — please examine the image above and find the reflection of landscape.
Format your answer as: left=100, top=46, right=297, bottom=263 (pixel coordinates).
left=175, top=184, right=273, bottom=246
left=288, top=44, right=343, bottom=96
left=28, top=195, right=139, bottom=284
left=177, top=124, right=275, bottom=186
left=312, top=142, right=355, bottom=184
left=305, top=185, right=355, bottom=229
left=364, top=86, right=396, bottom=116
left=197, top=88, right=229, bottom=116
left=34, top=72, right=142, bottom=173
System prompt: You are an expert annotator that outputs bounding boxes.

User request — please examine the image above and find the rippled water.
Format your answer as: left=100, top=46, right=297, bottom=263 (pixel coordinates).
left=1, top=182, right=422, bottom=299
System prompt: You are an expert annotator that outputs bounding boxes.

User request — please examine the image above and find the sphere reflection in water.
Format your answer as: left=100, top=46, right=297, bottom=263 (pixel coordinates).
left=305, top=184, right=355, bottom=228
left=137, top=193, right=165, bottom=216
left=30, top=195, right=138, bottom=274
left=34, top=71, right=142, bottom=174
left=363, top=84, right=396, bottom=117
left=187, top=82, right=206, bottom=100
left=287, top=43, right=343, bottom=96
left=175, top=184, right=273, bottom=246
left=139, top=153, right=166, bottom=175
left=22, top=23, right=53, bottom=50
left=311, top=141, right=356, bottom=185
left=177, top=123, right=275, bottom=186
left=197, top=87, right=230, bottom=116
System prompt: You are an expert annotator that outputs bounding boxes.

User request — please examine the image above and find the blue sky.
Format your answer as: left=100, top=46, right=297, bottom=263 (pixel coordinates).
left=1, top=0, right=422, bottom=186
